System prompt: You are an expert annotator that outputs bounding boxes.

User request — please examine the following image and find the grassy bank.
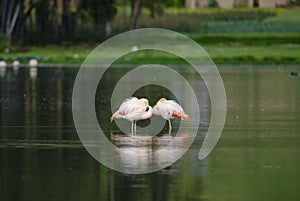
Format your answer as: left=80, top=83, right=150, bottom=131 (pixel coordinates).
left=188, top=33, right=300, bottom=44
left=1, top=39, right=299, bottom=65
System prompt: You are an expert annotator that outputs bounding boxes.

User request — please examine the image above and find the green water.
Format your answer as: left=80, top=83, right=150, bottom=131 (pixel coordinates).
left=1, top=65, right=300, bottom=201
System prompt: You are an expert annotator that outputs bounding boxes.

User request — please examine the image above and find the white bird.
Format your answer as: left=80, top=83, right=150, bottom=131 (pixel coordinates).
left=29, top=59, right=38, bottom=67
left=153, top=98, right=190, bottom=133
left=13, top=60, right=20, bottom=71
left=0, top=61, right=7, bottom=68
left=13, top=60, right=20, bottom=67
left=111, top=97, right=153, bottom=136
left=0, top=61, right=6, bottom=77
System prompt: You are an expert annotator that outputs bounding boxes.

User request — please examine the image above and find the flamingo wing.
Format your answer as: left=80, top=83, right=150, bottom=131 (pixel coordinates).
left=111, top=97, right=138, bottom=121
left=118, top=97, right=138, bottom=111
left=158, top=100, right=190, bottom=120
left=126, top=100, right=151, bottom=120
left=111, top=97, right=151, bottom=121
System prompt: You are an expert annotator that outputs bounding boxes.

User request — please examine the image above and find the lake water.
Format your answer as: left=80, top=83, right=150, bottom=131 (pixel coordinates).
left=1, top=65, right=300, bottom=201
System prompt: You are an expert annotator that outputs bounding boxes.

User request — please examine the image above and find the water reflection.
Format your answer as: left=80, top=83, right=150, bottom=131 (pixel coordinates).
left=0, top=62, right=37, bottom=78
left=29, top=66, right=38, bottom=80
left=1, top=65, right=300, bottom=201
left=111, top=132, right=191, bottom=173
left=0, top=65, right=6, bottom=77
left=0, top=67, right=76, bottom=142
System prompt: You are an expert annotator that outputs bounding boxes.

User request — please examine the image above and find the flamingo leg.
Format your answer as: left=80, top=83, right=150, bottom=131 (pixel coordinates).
left=134, top=121, right=137, bottom=136
left=131, top=121, right=134, bottom=136
left=168, top=119, right=172, bottom=135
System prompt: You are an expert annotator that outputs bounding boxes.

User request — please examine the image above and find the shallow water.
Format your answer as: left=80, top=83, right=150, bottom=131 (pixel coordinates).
left=1, top=65, right=300, bottom=201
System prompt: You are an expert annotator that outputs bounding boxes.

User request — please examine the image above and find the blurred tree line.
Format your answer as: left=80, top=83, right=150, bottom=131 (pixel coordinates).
left=0, top=0, right=184, bottom=48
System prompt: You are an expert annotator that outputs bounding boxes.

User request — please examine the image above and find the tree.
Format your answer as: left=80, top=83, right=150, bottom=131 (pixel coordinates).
left=290, top=0, right=300, bottom=5
left=35, top=0, right=51, bottom=36
left=208, top=0, right=219, bottom=7
left=129, top=0, right=164, bottom=30
left=81, top=0, right=117, bottom=38
left=62, top=0, right=77, bottom=39
left=0, top=0, right=39, bottom=47
left=144, top=0, right=163, bottom=18
left=130, top=0, right=142, bottom=30
left=0, top=0, right=22, bottom=48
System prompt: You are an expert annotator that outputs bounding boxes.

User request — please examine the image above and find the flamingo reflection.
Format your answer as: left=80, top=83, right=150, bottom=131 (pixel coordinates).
left=110, top=132, right=190, bottom=172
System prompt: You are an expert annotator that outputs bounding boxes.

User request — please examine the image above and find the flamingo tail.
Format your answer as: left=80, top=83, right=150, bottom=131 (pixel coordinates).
left=110, top=111, right=125, bottom=122
left=110, top=113, right=116, bottom=122
left=172, top=112, right=190, bottom=121
left=182, top=113, right=190, bottom=121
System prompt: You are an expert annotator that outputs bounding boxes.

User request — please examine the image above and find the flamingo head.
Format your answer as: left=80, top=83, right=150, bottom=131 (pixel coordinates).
left=158, top=98, right=167, bottom=102
left=139, top=98, right=149, bottom=105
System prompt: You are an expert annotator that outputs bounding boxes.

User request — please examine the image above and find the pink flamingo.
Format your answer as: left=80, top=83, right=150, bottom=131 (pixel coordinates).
left=111, top=97, right=152, bottom=136
left=153, top=98, right=190, bottom=133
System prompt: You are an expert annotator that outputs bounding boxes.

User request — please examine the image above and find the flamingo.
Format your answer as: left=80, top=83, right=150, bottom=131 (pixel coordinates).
left=13, top=60, right=20, bottom=72
left=153, top=98, right=190, bottom=133
left=0, top=61, right=7, bottom=68
left=29, top=59, right=38, bottom=67
left=0, top=61, right=6, bottom=77
left=110, top=97, right=153, bottom=136
left=13, top=60, right=20, bottom=67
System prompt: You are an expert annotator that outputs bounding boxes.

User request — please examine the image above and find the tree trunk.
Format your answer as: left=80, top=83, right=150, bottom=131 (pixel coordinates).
left=130, top=0, right=142, bottom=30
left=21, top=1, right=36, bottom=43
left=52, top=0, right=59, bottom=37
left=62, top=0, right=69, bottom=38
left=1, top=0, right=8, bottom=32
left=5, top=0, right=21, bottom=49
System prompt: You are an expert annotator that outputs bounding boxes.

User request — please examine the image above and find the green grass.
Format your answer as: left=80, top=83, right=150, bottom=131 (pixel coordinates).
left=264, top=8, right=300, bottom=25
left=0, top=45, right=91, bottom=64
left=188, top=33, right=300, bottom=44
left=1, top=41, right=300, bottom=65
left=204, top=43, right=300, bottom=64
